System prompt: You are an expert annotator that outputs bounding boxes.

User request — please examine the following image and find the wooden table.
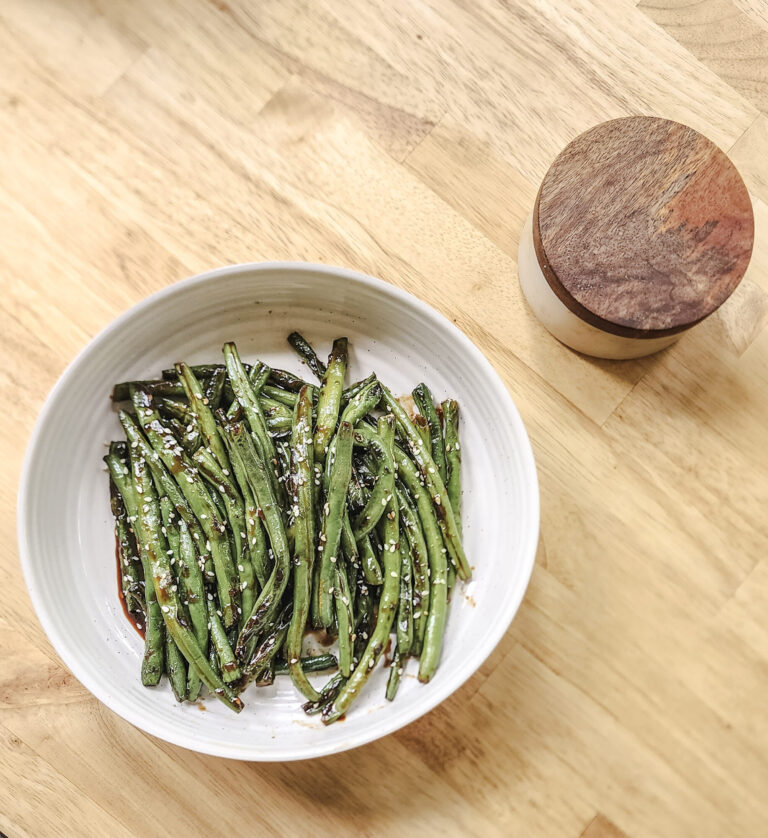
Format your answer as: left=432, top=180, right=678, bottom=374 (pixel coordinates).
left=2, top=1, right=767, bottom=835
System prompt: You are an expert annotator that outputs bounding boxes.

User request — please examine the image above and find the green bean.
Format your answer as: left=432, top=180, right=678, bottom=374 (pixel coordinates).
left=164, top=630, right=188, bottom=702
left=396, top=485, right=430, bottom=656
left=274, top=654, right=337, bottom=675
left=176, top=361, right=232, bottom=473
left=441, top=399, right=462, bottom=535
left=177, top=518, right=207, bottom=700
left=287, top=331, right=327, bottom=381
left=286, top=386, right=321, bottom=701
left=396, top=538, right=414, bottom=657
left=256, top=664, right=275, bottom=687
left=223, top=342, right=285, bottom=508
left=341, top=373, right=377, bottom=407
left=259, top=387, right=298, bottom=409
left=157, top=397, right=191, bottom=423
left=131, top=455, right=244, bottom=711
left=127, top=394, right=239, bottom=626
left=207, top=637, right=221, bottom=680
left=395, top=446, right=447, bottom=683
left=381, top=386, right=469, bottom=580
left=108, top=466, right=144, bottom=615
left=191, top=445, right=255, bottom=628
left=413, top=413, right=431, bottom=449
left=104, top=452, right=164, bottom=685
left=302, top=672, right=346, bottom=715
left=243, top=606, right=291, bottom=679
left=209, top=608, right=242, bottom=683
left=217, top=414, right=270, bottom=590
left=350, top=428, right=395, bottom=539
left=348, top=465, right=383, bottom=585
left=159, top=497, right=198, bottom=700
left=268, top=367, right=309, bottom=393
left=120, top=407, right=213, bottom=585
left=334, top=563, right=354, bottom=677
left=340, top=510, right=360, bottom=569
left=354, top=579, right=374, bottom=660
left=259, top=394, right=294, bottom=419
left=112, top=379, right=187, bottom=402
left=317, top=421, right=354, bottom=629
left=385, top=647, right=404, bottom=701
left=314, top=337, right=347, bottom=463
left=412, top=383, right=447, bottom=484
left=203, top=367, right=226, bottom=411
left=164, top=417, right=195, bottom=455
left=322, top=416, right=399, bottom=724
left=161, top=363, right=245, bottom=381
left=339, top=379, right=381, bottom=426
left=224, top=419, right=292, bottom=655
left=249, top=361, right=270, bottom=394
left=357, top=531, right=383, bottom=585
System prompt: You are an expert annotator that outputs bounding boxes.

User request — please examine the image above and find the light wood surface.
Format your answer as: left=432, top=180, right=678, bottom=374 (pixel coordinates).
left=2, top=1, right=766, bottom=835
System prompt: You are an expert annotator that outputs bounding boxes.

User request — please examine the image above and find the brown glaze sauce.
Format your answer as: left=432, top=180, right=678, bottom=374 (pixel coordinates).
left=305, top=628, right=336, bottom=647
left=116, top=536, right=145, bottom=638
left=382, top=636, right=394, bottom=668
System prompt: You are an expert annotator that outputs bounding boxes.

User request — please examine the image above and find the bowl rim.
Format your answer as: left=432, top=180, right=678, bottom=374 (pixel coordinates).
left=17, top=260, right=539, bottom=761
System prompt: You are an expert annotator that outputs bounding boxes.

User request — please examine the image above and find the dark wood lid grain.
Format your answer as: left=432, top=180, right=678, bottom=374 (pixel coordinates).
left=533, top=116, right=754, bottom=339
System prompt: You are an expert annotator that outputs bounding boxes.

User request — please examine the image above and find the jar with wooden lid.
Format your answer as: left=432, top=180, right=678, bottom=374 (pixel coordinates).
left=517, top=116, right=754, bottom=359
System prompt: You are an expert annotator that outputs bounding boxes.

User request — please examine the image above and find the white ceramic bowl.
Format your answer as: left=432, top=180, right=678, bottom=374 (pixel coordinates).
left=18, top=262, right=539, bottom=761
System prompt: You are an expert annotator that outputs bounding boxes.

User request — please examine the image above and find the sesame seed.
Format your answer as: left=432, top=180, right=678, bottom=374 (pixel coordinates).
left=161, top=605, right=169, bottom=613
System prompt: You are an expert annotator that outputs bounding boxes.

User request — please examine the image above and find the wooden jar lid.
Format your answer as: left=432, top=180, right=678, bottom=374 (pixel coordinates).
left=532, top=116, right=754, bottom=339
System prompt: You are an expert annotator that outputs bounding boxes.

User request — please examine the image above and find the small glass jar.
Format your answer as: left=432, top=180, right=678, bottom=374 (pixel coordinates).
left=518, top=117, right=754, bottom=360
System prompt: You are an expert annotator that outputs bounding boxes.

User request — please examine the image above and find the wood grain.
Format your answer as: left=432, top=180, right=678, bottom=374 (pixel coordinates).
left=1, top=1, right=767, bottom=836
left=535, top=116, right=754, bottom=337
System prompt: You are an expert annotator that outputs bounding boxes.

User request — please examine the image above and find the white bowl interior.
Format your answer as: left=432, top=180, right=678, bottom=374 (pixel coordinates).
left=19, top=263, right=538, bottom=760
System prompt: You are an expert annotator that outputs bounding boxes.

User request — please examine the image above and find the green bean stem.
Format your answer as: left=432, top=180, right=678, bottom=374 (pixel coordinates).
left=287, top=331, right=327, bottom=381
